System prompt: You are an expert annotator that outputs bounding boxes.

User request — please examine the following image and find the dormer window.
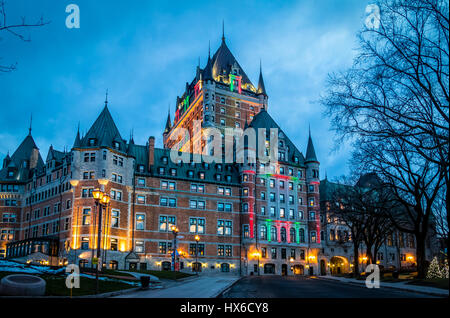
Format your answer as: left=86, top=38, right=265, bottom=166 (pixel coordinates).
left=161, top=157, right=168, bottom=164
left=138, top=165, right=145, bottom=172
left=88, top=138, right=96, bottom=146
left=7, top=171, right=14, bottom=178
left=187, top=170, right=194, bottom=178
left=216, top=164, right=222, bottom=171
left=113, top=141, right=120, bottom=150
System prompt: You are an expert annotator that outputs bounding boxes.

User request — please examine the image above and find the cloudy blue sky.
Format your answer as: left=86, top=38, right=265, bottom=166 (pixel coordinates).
left=0, top=0, right=371, bottom=179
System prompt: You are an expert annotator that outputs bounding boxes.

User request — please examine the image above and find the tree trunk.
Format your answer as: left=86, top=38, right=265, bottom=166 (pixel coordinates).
left=353, top=241, right=360, bottom=278
left=366, top=243, right=374, bottom=265
left=415, top=233, right=427, bottom=279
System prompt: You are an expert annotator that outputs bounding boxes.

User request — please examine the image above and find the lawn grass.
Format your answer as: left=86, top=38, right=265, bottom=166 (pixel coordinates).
left=406, top=278, right=449, bottom=290
left=127, top=269, right=194, bottom=280
left=42, top=274, right=134, bottom=296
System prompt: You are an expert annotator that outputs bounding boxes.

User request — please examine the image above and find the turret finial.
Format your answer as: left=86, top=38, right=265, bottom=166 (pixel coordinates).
left=222, top=20, right=225, bottom=42
left=105, top=89, right=109, bottom=106
left=28, top=113, right=32, bottom=135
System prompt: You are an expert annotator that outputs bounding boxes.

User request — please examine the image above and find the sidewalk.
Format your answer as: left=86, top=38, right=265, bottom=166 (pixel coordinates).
left=113, top=274, right=241, bottom=298
left=317, top=275, right=449, bottom=297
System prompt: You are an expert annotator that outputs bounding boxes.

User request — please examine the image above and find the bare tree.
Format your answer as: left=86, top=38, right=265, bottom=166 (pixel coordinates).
left=327, top=180, right=367, bottom=278
left=0, top=0, right=49, bottom=72
left=322, top=0, right=449, bottom=278
left=352, top=137, right=444, bottom=278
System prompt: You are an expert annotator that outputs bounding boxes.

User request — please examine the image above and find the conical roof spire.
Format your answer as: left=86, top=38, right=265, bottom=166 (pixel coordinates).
left=305, top=126, right=318, bottom=162
left=257, top=60, right=267, bottom=96
left=164, top=105, right=172, bottom=134
left=73, top=122, right=81, bottom=148
left=203, top=49, right=213, bottom=81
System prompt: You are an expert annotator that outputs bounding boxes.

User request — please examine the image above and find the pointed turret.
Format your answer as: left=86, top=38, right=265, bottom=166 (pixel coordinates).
left=129, top=129, right=135, bottom=145
left=305, top=127, right=318, bottom=163
left=164, top=109, right=171, bottom=134
left=257, top=61, right=267, bottom=96
left=202, top=54, right=214, bottom=81
left=73, top=122, right=81, bottom=148
left=2, top=151, right=11, bottom=168
left=0, top=131, right=44, bottom=182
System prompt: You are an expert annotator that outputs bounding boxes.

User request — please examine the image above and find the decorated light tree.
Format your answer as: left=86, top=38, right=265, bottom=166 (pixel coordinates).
left=426, top=257, right=443, bottom=279
left=441, top=259, right=449, bottom=279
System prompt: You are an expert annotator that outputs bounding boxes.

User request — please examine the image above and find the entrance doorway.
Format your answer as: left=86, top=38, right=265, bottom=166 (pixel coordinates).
left=162, top=261, right=171, bottom=271
left=320, top=260, right=327, bottom=275
left=281, top=264, right=288, bottom=276
left=264, top=263, right=275, bottom=274
left=293, top=265, right=304, bottom=275
left=330, top=256, right=350, bottom=275
left=192, top=262, right=202, bottom=272
left=308, top=266, right=314, bottom=275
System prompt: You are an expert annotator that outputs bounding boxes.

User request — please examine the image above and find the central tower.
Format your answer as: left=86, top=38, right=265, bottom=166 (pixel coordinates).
left=163, top=32, right=268, bottom=154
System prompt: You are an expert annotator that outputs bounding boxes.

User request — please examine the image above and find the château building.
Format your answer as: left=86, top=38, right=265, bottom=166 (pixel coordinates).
left=0, top=32, right=434, bottom=276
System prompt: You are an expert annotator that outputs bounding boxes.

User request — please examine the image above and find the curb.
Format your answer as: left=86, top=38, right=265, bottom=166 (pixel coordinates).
left=316, top=276, right=449, bottom=297
left=213, top=276, right=243, bottom=298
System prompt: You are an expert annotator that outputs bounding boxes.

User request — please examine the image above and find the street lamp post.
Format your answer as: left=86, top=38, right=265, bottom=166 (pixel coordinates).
left=170, top=225, right=179, bottom=273
left=194, top=235, right=200, bottom=275
left=92, top=188, right=110, bottom=295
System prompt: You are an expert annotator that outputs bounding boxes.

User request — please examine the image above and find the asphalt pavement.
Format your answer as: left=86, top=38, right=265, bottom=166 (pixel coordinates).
left=219, top=275, right=440, bottom=298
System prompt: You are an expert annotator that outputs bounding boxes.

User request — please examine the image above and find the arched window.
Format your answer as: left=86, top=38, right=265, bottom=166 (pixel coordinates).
left=271, top=226, right=277, bottom=241
left=280, top=227, right=286, bottom=242
left=299, top=228, right=305, bottom=243
left=260, top=225, right=267, bottom=240
left=290, top=228, right=296, bottom=242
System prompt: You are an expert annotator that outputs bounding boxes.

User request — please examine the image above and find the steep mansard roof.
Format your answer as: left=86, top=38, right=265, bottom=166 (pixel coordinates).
left=208, top=39, right=255, bottom=89
left=248, top=109, right=306, bottom=166
left=130, top=145, right=241, bottom=185
left=0, top=133, right=44, bottom=182
left=76, top=105, right=127, bottom=153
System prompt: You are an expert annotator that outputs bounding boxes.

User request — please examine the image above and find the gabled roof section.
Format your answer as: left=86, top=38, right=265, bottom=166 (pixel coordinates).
left=46, top=145, right=67, bottom=164
left=249, top=109, right=305, bottom=166
left=78, top=105, right=127, bottom=153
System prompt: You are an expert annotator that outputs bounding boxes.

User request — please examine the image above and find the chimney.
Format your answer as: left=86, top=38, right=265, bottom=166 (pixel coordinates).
left=29, top=147, right=39, bottom=169
left=148, top=136, right=155, bottom=169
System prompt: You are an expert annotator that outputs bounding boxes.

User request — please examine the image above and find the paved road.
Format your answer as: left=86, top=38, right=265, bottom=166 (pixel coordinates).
left=115, top=275, right=240, bottom=298
left=219, top=276, right=438, bottom=298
